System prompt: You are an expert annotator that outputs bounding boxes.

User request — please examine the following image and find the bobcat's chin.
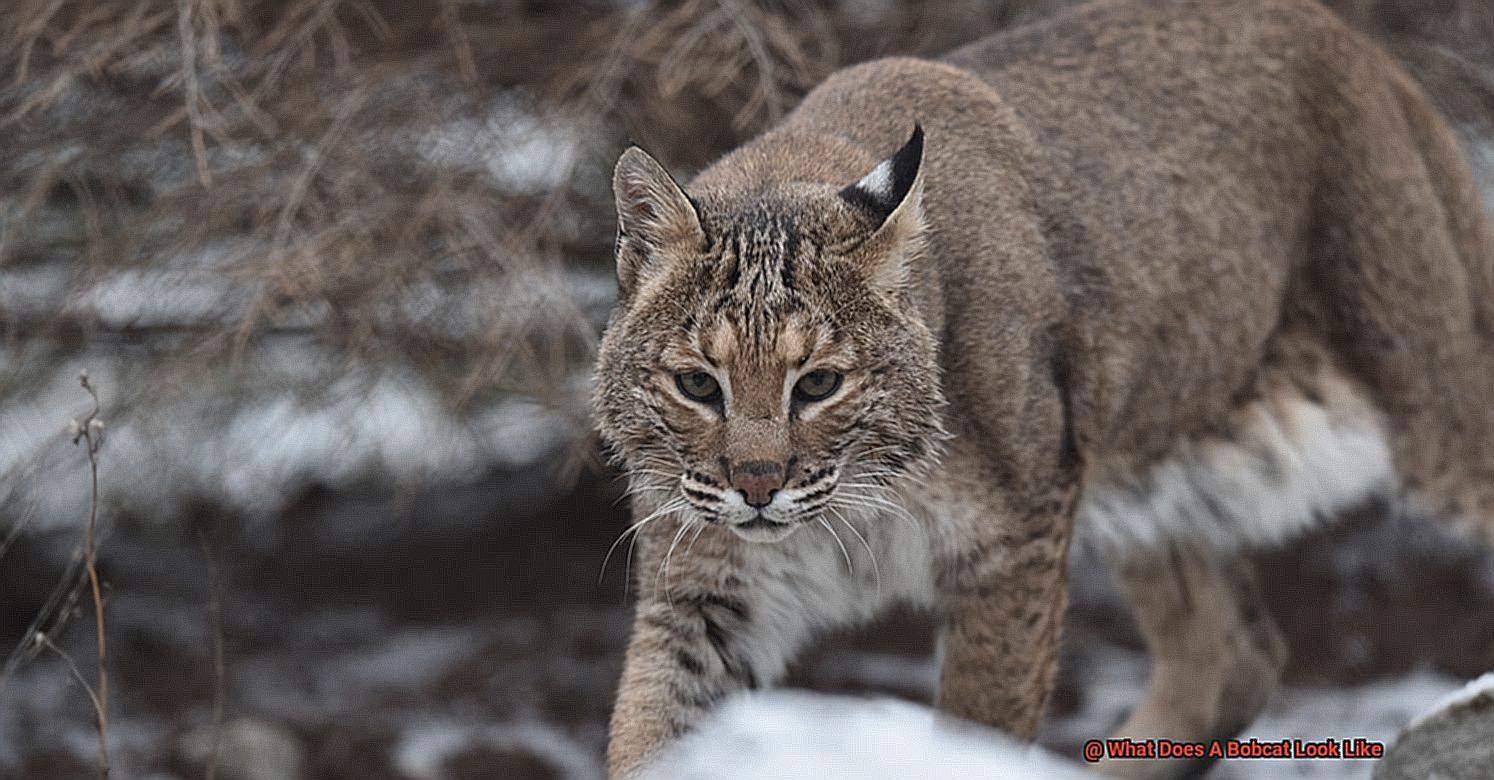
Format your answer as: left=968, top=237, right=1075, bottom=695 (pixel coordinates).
left=719, top=493, right=807, bottom=543
left=728, top=515, right=802, bottom=543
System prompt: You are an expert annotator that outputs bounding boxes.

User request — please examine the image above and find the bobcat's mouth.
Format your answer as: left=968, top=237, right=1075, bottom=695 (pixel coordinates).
left=729, top=513, right=800, bottom=543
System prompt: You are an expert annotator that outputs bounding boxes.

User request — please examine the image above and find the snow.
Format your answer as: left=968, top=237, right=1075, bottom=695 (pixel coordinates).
left=80, top=260, right=257, bottom=329
left=1218, top=670, right=1463, bottom=779
left=644, top=690, right=1089, bottom=780
left=417, top=94, right=583, bottom=194
left=641, top=667, right=1471, bottom=780
left=1406, top=671, right=1494, bottom=730
left=0, top=78, right=613, bottom=540
left=0, top=335, right=597, bottom=534
left=393, top=719, right=602, bottom=780
left=0, top=659, right=171, bottom=776
left=316, top=627, right=489, bottom=702
left=0, top=264, right=71, bottom=320
left=1042, top=629, right=1468, bottom=780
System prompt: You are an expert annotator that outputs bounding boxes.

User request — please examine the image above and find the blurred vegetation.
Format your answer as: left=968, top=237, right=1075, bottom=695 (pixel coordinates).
left=2, top=0, right=1489, bottom=403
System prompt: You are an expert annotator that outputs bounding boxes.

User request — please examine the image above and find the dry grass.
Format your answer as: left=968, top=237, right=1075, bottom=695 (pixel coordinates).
left=3, top=1, right=1484, bottom=378
left=3, top=1, right=610, bottom=400
left=196, top=526, right=225, bottom=780
left=0, top=1, right=1078, bottom=501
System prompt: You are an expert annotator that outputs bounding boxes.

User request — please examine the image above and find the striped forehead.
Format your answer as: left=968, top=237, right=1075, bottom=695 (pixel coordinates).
left=705, top=211, right=813, bottom=337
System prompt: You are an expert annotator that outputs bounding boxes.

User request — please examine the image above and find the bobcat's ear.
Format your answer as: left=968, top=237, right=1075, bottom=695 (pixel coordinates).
left=838, top=125, right=926, bottom=292
left=612, top=146, right=705, bottom=297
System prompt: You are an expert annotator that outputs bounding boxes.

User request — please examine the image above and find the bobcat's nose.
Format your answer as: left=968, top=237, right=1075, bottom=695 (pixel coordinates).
left=731, top=460, right=785, bottom=508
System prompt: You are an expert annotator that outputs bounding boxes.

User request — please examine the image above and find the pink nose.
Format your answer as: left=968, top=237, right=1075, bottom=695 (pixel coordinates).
left=732, top=461, right=785, bottom=508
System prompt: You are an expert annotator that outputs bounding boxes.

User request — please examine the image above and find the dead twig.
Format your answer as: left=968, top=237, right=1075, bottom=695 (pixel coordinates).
left=68, top=370, right=110, bottom=779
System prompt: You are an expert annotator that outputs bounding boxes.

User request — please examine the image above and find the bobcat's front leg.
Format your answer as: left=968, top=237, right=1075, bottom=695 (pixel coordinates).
left=606, top=522, right=822, bottom=779
left=608, top=591, right=754, bottom=777
left=936, top=503, right=1074, bottom=738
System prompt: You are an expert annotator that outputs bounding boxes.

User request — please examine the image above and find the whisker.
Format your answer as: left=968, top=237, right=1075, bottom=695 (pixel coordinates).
left=684, top=520, right=711, bottom=558
left=601, top=496, right=686, bottom=587
left=829, top=492, right=923, bottom=535
left=839, top=481, right=908, bottom=491
left=602, top=497, right=684, bottom=576
left=837, top=488, right=914, bottom=513
left=656, top=518, right=695, bottom=613
left=850, top=471, right=922, bottom=486
left=816, top=515, right=854, bottom=576
left=629, top=468, right=679, bottom=480
left=850, top=470, right=924, bottom=487
left=827, top=505, right=880, bottom=598
left=848, top=489, right=922, bottom=520
left=623, top=484, right=675, bottom=496
left=828, top=496, right=893, bottom=525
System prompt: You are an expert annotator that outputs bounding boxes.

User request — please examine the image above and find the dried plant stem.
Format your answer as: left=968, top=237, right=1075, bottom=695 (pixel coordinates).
left=72, top=372, right=110, bottom=779
left=35, top=633, right=104, bottom=719
left=178, top=0, right=214, bottom=187
left=85, top=463, right=107, bottom=778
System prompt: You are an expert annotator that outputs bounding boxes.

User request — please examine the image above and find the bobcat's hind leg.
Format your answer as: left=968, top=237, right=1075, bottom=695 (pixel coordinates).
left=1098, top=545, right=1287, bottom=779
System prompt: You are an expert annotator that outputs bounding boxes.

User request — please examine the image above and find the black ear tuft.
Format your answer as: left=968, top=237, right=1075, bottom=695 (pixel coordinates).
left=839, top=124, right=923, bottom=226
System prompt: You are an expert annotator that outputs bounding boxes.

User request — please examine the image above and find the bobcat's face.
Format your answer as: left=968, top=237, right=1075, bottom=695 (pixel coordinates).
left=594, top=129, right=945, bottom=542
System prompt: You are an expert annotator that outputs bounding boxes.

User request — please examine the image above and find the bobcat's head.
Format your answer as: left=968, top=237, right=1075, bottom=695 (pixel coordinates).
left=593, top=128, right=945, bottom=542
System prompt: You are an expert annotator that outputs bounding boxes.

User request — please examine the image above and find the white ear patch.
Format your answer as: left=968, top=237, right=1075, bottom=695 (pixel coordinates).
left=838, top=125, right=924, bottom=225
left=854, top=159, right=895, bottom=201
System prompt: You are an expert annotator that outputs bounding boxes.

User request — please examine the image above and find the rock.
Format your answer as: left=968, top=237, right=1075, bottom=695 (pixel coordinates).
left=1375, top=672, right=1494, bottom=780
left=177, top=717, right=305, bottom=780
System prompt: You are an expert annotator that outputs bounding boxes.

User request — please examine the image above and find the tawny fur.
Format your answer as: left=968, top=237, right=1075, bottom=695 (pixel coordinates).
left=593, top=0, right=1494, bottom=777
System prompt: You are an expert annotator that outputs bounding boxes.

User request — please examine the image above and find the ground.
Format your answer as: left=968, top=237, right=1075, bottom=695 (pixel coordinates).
left=2, top=459, right=1491, bottom=779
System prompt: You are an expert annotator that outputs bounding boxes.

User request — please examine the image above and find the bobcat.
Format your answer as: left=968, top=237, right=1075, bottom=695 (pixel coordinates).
left=592, top=0, right=1494, bottom=776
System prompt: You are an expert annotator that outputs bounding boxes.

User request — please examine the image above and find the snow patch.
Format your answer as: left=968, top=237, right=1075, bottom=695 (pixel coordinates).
left=1407, top=671, right=1494, bottom=730
left=1210, top=670, right=1462, bottom=779
left=394, top=719, right=601, bottom=780
left=644, top=690, right=1087, bottom=780
left=418, top=94, right=581, bottom=193
left=0, top=358, right=590, bottom=532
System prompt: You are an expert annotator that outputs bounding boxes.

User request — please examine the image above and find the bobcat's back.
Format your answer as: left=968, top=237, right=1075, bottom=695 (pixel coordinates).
left=762, top=0, right=1494, bottom=547
left=943, top=0, right=1494, bottom=546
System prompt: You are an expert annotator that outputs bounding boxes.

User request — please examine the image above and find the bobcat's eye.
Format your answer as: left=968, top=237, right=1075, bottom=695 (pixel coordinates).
left=676, top=371, right=722, bottom=403
left=793, top=370, right=843, bottom=402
